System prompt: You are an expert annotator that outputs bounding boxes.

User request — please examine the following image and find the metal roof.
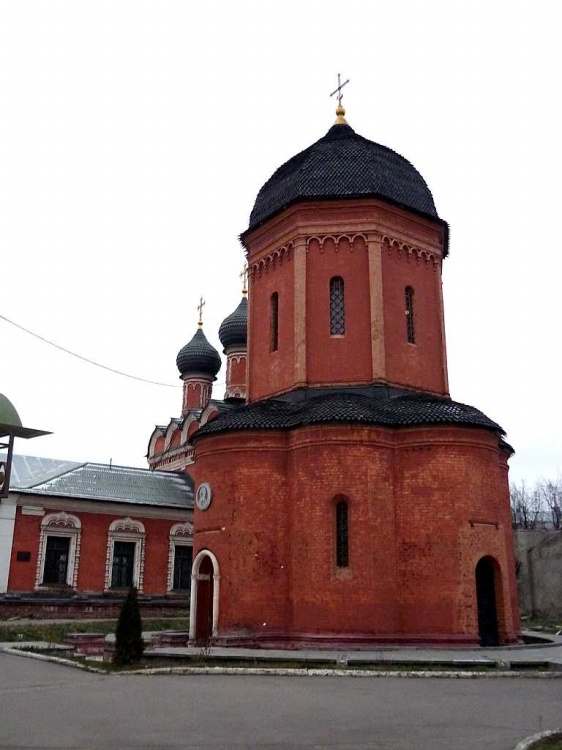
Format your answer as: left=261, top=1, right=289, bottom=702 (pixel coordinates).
left=1, top=453, right=193, bottom=508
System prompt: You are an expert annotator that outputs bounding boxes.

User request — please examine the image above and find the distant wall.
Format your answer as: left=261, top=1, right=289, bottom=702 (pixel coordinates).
left=514, top=530, right=562, bottom=619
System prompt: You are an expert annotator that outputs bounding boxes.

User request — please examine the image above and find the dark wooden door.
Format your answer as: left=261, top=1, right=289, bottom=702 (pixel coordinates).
left=195, top=556, right=214, bottom=645
left=476, top=557, right=499, bottom=647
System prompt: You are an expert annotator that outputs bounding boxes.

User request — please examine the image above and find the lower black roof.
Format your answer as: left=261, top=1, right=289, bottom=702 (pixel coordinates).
left=194, top=390, right=504, bottom=439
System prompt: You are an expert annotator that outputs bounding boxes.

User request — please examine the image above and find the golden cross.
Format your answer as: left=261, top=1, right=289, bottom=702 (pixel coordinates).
left=197, top=296, right=205, bottom=327
left=239, top=263, right=248, bottom=297
left=330, top=73, right=350, bottom=106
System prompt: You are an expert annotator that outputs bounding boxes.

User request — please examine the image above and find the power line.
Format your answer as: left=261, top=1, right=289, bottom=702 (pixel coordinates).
left=0, top=312, right=181, bottom=388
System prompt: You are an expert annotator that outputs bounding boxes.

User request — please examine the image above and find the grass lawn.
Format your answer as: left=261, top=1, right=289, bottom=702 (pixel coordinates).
left=0, top=617, right=187, bottom=643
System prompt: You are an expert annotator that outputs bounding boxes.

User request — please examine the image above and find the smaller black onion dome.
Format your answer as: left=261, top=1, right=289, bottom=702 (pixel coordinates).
left=218, top=297, right=248, bottom=350
left=176, top=328, right=221, bottom=378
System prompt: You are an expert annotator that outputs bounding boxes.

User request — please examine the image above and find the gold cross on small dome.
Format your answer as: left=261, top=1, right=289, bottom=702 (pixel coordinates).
left=197, top=296, right=205, bottom=328
left=240, top=263, right=248, bottom=297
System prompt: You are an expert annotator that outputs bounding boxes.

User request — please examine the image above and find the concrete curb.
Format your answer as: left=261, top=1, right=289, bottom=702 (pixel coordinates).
left=3, top=646, right=562, bottom=678
left=514, top=729, right=562, bottom=749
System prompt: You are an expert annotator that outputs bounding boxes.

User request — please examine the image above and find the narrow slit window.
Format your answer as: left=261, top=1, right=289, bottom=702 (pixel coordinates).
left=330, top=277, right=345, bottom=335
left=336, top=500, right=349, bottom=568
left=405, top=286, right=415, bottom=344
left=270, top=292, right=279, bottom=351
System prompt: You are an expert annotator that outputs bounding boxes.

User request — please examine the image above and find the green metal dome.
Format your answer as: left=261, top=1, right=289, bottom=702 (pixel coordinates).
left=0, top=394, right=22, bottom=428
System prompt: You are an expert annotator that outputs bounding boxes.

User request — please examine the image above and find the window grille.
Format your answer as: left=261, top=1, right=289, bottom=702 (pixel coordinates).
left=330, top=277, right=345, bottom=335
left=336, top=500, right=349, bottom=567
left=111, top=541, right=136, bottom=588
left=43, top=536, right=70, bottom=585
left=173, top=545, right=193, bottom=591
left=270, top=292, right=279, bottom=351
left=405, top=286, right=415, bottom=344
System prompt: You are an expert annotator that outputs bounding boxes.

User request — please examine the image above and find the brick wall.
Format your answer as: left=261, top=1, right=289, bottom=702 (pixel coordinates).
left=8, top=506, right=188, bottom=596
left=192, top=422, right=520, bottom=645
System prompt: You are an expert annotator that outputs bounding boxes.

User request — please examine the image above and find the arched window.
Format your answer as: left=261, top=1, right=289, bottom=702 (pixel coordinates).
left=405, top=286, right=415, bottom=343
left=270, top=292, right=279, bottom=351
left=335, top=500, right=349, bottom=567
left=105, top=518, right=146, bottom=592
left=167, top=522, right=194, bottom=592
left=35, top=512, right=82, bottom=589
left=330, top=277, right=345, bottom=335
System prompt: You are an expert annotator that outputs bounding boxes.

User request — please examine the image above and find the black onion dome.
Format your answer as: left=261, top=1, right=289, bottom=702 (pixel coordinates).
left=247, top=122, right=444, bottom=239
left=194, top=391, right=504, bottom=439
left=218, top=297, right=248, bottom=350
left=176, top=328, right=221, bottom=378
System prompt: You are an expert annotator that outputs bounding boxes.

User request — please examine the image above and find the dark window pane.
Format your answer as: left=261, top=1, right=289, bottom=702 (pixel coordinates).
left=111, top=541, right=136, bottom=588
left=43, top=536, right=70, bottom=584
left=270, top=293, right=279, bottom=352
left=336, top=501, right=349, bottom=567
left=173, top=545, right=193, bottom=591
left=405, top=286, right=415, bottom=344
left=330, top=277, right=345, bottom=335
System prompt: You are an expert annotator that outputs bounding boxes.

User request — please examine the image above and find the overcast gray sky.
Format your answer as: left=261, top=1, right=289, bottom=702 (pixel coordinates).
left=1, top=0, right=560, bottom=483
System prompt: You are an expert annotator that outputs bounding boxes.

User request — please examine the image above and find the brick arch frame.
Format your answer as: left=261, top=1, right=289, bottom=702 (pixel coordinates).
left=189, top=549, right=220, bottom=641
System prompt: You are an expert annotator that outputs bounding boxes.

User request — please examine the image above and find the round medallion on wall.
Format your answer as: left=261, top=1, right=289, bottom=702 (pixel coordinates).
left=196, top=482, right=212, bottom=511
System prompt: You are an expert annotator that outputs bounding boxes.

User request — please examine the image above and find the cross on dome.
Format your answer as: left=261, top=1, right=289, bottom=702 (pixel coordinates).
left=240, top=263, right=248, bottom=297
left=197, top=296, right=205, bottom=328
left=330, top=73, right=349, bottom=106
left=330, top=73, right=350, bottom=125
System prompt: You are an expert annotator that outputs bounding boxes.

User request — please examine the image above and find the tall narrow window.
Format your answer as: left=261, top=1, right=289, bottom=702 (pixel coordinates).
left=111, top=541, right=136, bottom=588
left=330, top=277, right=345, bottom=335
left=270, top=292, right=279, bottom=351
left=43, top=536, right=70, bottom=585
left=405, top=286, right=415, bottom=344
left=173, top=545, right=193, bottom=591
left=336, top=500, right=349, bottom=568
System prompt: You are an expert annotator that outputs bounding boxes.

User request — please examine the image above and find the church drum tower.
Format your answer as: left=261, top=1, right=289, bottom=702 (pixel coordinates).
left=188, top=102, right=519, bottom=648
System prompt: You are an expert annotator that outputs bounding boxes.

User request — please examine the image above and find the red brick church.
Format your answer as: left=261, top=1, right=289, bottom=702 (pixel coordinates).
left=149, top=101, right=520, bottom=648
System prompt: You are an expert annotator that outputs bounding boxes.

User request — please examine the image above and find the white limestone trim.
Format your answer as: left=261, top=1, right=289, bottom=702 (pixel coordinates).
left=0, top=497, right=17, bottom=593
left=35, top=512, right=82, bottom=589
left=189, top=549, right=220, bottom=641
left=167, top=522, right=194, bottom=593
left=104, top=517, right=146, bottom=592
left=148, top=427, right=165, bottom=458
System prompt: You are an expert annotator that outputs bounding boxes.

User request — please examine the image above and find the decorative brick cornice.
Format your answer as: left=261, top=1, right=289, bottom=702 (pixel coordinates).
left=306, top=233, right=368, bottom=253
left=382, top=235, right=439, bottom=269
left=250, top=242, right=293, bottom=278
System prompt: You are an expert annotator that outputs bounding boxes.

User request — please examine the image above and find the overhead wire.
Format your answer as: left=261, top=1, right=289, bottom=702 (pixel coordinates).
left=0, top=312, right=182, bottom=388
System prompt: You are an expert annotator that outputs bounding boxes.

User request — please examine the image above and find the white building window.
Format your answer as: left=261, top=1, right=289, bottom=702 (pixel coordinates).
left=35, top=512, right=82, bottom=589
left=167, top=522, right=194, bottom=593
left=105, top=518, right=146, bottom=592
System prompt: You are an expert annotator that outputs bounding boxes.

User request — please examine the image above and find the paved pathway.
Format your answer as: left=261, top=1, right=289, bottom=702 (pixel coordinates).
left=145, top=631, right=562, bottom=668
left=1, top=650, right=561, bottom=749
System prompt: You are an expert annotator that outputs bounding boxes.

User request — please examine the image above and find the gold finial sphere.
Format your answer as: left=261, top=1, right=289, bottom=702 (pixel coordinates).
left=335, top=103, right=347, bottom=125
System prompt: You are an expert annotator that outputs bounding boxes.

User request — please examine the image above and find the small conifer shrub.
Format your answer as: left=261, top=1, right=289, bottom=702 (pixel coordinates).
left=113, top=586, right=144, bottom=665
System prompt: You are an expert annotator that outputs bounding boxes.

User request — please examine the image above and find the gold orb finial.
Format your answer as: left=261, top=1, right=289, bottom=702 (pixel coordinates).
left=335, top=103, right=347, bottom=125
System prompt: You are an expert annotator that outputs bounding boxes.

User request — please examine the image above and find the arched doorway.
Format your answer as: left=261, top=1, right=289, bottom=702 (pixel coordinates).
left=475, top=556, right=499, bottom=647
left=189, top=550, right=219, bottom=645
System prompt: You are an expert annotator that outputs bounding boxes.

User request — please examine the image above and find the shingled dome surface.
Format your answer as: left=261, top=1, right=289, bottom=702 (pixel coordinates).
left=176, top=329, right=221, bottom=378
left=194, top=391, right=504, bottom=438
left=248, top=123, right=442, bottom=233
left=219, top=297, right=248, bottom=350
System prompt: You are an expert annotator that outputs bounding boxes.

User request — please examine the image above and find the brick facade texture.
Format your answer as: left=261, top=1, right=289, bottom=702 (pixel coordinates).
left=189, top=196, right=519, bottom=647
left=8, top=507, right=180, bottom=596
left=192, top=424, right=519, bottom=646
